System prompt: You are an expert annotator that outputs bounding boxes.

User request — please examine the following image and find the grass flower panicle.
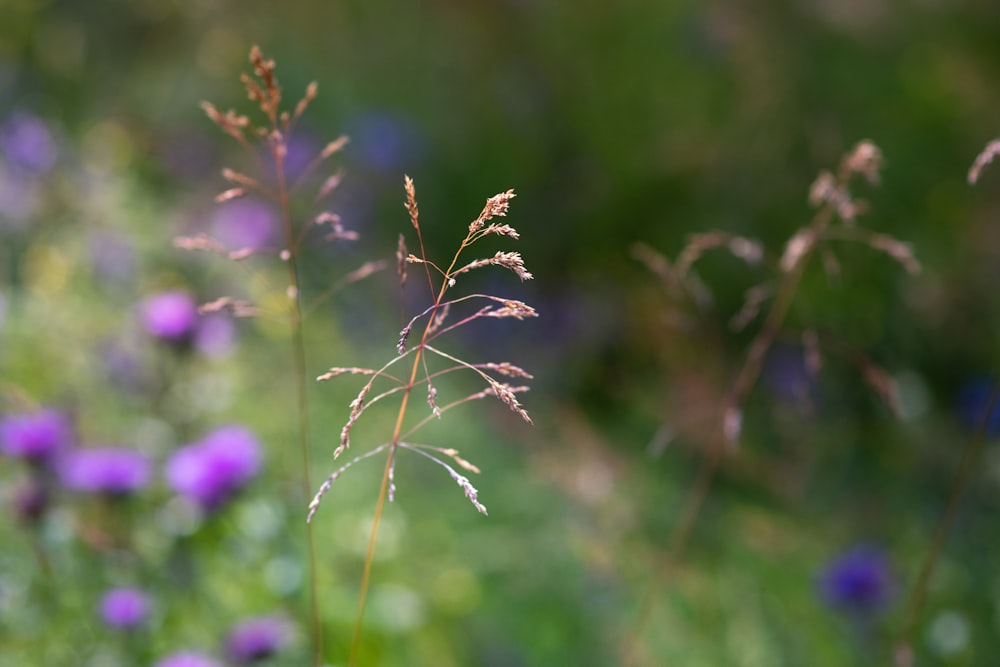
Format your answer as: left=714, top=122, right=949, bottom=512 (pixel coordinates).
left=306, top=176, right=536, bottom=665
left=310, top=177, right=536, bottom=520
left=623, top=141, right=920, bottom=665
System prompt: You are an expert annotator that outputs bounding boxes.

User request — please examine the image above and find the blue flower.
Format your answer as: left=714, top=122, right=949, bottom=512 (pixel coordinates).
left=818, top=545, right=894, bottom=615
left=955, top=377, right=1000, bottom=435
left=165, top=426, right=261, bottom=510
left=59, top=447, right=151, bottom=495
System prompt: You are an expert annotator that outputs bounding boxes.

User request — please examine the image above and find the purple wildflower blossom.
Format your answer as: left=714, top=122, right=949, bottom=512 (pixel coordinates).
left=349, top=111, right=422, bottom=173
left=210, top=198, right=278, bottom=251
left=11, top=479, right=50, bottom=522
left=956, top=377, right=1000, bottom=435
left=153, top=651, right=221, bottom=667
left=194, top=313, right=236, bottom=358
left=59, top=447, right=151, bottom=495
left=225, top=616, right=292, bottom=663
left=142, top=291, right=199, bottom=342
left=165, top=426, right=261, bottom=510
left=99, top=587, right=150, bottom=629
left=818, top=545, right=894, bottom=615
left=0, top=408, right=72, bottom=463
left=0, top=111, right=58, bottom=174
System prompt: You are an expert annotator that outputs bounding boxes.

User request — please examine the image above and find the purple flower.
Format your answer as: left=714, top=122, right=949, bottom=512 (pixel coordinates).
left=11, top=479, right=50, bottom=522
left=210, top=198, right=278, bottom=251
left=0, top=408, right=72, bottom=463
left=153, top=651, right=221, bottom=667
left=194, top=314, right=236, bottom=358
left=348, top=112, right=422, bottom=173
left=818, top=545, right=894, bottom=615
left=165, top=426, right=262, bottom=510
left=99, top=587, right=150, bottom=629
left=142, top=291, right=199, bottom=342
left=763, top=344, right=815, bottom=405
left=0, top=111, right=58, bottom=174
left=225, top=616, right=291, bottom=663
left=59, top=447, right=151, bottom=495
left=89, top=230, right=135, bottom=286
left=956, top=377, right=1000, bottom=435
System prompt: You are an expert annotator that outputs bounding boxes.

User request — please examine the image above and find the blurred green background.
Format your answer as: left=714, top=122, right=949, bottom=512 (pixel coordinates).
left=2, top=0, right=1000, bottom=665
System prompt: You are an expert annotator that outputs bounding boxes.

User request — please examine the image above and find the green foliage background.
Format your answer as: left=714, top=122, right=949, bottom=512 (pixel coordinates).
left=2, top=1, right=1000, bottom=665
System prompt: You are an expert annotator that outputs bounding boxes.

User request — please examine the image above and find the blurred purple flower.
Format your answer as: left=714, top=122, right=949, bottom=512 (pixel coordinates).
left=11, top=479, right=50, bottom=522
left=0, top=170, right=42, bottom=229
left=89, top=230, right=135, bottom=286
left=956, top=377, right=1000, bottom=435
left=158, top=129, right=219, bottom=182
left=818, top=545, right=894, bottom=615
left=210, top=198, right=278, bottom=251
left=99, top=587, right=150, bottom=629
left=153, top=652, right=221, bottom=667
left=0, top=408, right=72, bottom=463
left=225, top=616, right=292, bottom=663
left=59, top=447, right=151, bottom=495
left=763, top=344, right=814, bottom=404
left=142, top=291, right=199, bottom=343
left=0, top=111, right=57, bottom=174
left=194, top=314, right=236, bottom=358
left=165, top=426, right=262, bottom=510
left=348, top=111, right=422, bottom=173
left=282, top=130, right=322, bottom=181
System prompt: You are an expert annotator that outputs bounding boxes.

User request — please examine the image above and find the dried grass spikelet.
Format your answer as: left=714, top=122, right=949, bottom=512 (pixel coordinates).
left=199, top=296, right=258, bottom=318
left=674, top=231, right=763, bottom=278
left=485, top=298, right=537, bottom=320
left=454, top=251, right=534, bottom=281
left=780, top=227, right=816, bottom=272
left=730, top=283, right=773, bottom=331
left=470, top=190, right=516, bottom=233
left=842, top=139, right=883, bottom=185
left=200, top=102, right=251, bottom=143
left=969, top=139, right=1000, bottom=185
left=174, top=233, right=227, bottom=254
left=335, top=384, right=372, bottom=459
left=244, top=44, right=282, bottom=120
left=867, top=233, right=922, bottom=275
left=427, top=303, right=450, bottom=336
left=404, top=176, right=420, bottom=229
left=486, top=378, right=532, bottom=424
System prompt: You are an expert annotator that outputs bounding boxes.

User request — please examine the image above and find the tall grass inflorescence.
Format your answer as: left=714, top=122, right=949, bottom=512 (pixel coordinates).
left=183, top=45, right=367, bottom=666
left=190, top=46, right=536, bottom=665
left=627, top=140, right=920, bottom=665
left=308, top=176, right=536, bottom=665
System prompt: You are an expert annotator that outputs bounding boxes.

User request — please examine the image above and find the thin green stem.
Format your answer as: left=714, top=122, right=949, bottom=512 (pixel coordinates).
left=275, top=148, right=323, bottom=667
left=348, top=225, right=471, bottom=665
left=621, top=202, right=834, bottom=667
left=894, top=379, right=1000, bottom=665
